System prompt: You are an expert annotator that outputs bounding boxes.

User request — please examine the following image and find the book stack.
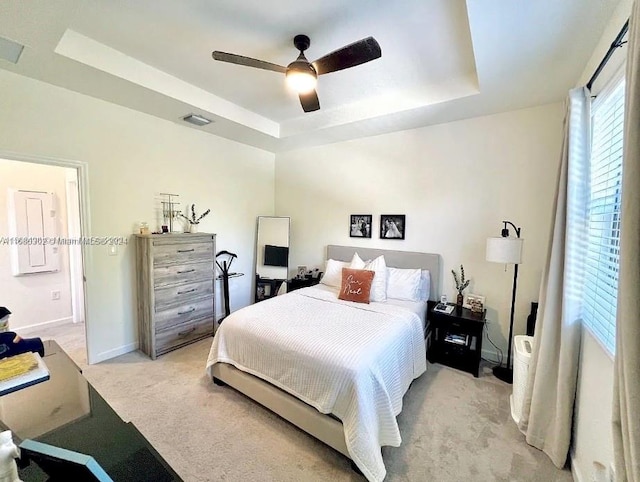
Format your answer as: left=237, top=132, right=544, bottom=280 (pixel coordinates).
left=0, top=352, right=50, bottom=397
left=444, top=333, right=469, bottom=346
left=433, top=303, right=455, bottom=314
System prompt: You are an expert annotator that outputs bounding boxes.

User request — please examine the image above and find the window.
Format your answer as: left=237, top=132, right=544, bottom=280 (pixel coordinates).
left=582, top=76, right=625, bottom=355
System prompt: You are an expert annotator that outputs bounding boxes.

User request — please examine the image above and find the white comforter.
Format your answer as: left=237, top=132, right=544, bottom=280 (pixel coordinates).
left=206, top=285, right=427, bottom=482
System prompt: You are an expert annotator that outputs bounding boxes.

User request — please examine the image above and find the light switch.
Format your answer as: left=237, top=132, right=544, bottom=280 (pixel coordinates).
left=108, top=245, right=118, bottom=256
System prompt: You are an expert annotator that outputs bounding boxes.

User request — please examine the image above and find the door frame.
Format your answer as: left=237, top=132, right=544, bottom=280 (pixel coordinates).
left=65, top=170, right=84, bottom=325
left=0, top=149, right=94, bottom=363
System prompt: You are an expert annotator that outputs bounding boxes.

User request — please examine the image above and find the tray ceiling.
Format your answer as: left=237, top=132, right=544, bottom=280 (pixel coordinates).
left=0, top=0, right=621, bottom=152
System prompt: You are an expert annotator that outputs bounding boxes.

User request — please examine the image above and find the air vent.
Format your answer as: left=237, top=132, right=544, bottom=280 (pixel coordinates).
left=182, top=114, right=213, bottom=126
left=0, top=36, right=24, bottom=64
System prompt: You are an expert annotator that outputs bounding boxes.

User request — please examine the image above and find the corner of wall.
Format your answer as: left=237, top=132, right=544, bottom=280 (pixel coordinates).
left=571, top=450, right=584, bottom=482
left=90, top=341, right=139, bottom=364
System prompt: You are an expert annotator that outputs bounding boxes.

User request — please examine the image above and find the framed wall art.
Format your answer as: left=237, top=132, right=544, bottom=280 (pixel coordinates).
left=380, top=215, right=405, bottom=240
left=350, top=214, right=372, bottom=238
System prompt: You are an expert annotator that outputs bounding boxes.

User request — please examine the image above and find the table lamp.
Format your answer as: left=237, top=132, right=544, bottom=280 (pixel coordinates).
left=486, top=221, right=523, bottom=383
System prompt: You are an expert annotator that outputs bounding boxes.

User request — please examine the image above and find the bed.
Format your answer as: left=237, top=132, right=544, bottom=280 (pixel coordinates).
left=206, top=245, right=441, bottom=481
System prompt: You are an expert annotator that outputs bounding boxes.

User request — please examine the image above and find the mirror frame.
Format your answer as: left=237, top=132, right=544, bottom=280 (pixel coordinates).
left=255, top=217, right=290, bottom=299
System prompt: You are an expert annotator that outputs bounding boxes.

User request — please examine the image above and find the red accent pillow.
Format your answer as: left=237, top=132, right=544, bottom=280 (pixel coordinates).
left=338, top=268, right=375, bottom=304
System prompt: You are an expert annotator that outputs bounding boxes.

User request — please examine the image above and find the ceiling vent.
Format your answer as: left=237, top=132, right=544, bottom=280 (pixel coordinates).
left=182, top=114, right=213, bottom=126
left=0, top=36, right=24, bottom=64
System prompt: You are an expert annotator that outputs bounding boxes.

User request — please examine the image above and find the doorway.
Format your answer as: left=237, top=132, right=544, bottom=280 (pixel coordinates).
left=0, top=153, right=89, bottom=365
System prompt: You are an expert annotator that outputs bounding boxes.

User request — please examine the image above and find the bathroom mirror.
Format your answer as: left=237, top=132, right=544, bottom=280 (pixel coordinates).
left=255, top=216, right=290, bottom=301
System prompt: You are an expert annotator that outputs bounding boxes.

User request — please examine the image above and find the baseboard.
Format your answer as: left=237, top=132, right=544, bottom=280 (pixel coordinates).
left=16, top=316, right=74, bottom=334
left=90, top=341, right=138, bottom=364
left=481, top=346, right=501, bottom=364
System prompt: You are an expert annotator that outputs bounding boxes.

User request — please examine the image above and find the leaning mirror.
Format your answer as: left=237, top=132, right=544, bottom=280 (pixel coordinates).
left=255, top=216, right=290, bottom=302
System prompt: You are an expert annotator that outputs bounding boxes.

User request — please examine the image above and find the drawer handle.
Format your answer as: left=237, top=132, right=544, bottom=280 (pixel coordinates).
left=177, top=249, right=195, bottom=253
left=178, top=307, right=196, bottom=315
left=178, top=327, right=196, bottom=337
left=177, top=269, right=195, bottom=274
left=177, top=288, right=197, bottom=295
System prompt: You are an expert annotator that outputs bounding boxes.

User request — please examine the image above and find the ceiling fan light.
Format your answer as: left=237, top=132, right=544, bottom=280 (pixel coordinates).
left=286, top=59, right=317, bottom=94
left=286, top=71, right=317, bottom=93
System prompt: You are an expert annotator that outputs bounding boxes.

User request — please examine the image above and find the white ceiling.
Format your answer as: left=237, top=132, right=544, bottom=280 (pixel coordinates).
left=0, top=0, right=621, bottom=152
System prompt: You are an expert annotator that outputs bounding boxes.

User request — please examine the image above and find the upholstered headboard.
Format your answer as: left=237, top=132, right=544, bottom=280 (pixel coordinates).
left=326, top=245, right=442, bottom=301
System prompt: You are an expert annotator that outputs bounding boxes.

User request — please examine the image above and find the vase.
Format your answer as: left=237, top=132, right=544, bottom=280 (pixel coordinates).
left=189, top=224, right=198, bottom=234
left=456, top=293, right=464, bottom=313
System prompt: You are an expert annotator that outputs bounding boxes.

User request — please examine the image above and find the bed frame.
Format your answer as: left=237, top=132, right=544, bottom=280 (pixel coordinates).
left=211, top=245, right=442, bottom=459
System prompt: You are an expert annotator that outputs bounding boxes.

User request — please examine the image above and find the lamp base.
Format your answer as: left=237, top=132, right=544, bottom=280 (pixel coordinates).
left=493, top=365, right=513, bottom=384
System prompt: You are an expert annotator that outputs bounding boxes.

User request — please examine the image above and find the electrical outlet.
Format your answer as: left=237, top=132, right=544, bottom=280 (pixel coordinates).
left=51, top=290, right=61, bottom=300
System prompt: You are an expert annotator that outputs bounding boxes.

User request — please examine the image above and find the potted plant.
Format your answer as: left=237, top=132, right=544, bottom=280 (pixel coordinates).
left=451, top=265, right=470, bottom=309
left=180, top=204, right=210, bottom=233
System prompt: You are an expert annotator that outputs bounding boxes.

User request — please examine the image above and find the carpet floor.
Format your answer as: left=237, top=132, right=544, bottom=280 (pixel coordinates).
left=64, top=336, right=575, bottom=482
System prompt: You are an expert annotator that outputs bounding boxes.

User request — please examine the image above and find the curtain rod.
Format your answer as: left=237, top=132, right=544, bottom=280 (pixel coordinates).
left=586, top=19, right=629, bottom=90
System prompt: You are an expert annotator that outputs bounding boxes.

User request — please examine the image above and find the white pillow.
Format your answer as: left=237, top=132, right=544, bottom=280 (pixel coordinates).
left=321, top=253, right=367, bottom=287
left=364, top=255, right=387, bottom=302
left=321, top=259, right=349, bottom=287
left=418, top=270, right=431, bottom=301
left=350, top=252, right=366, bottom=269
left=386, top=267, right=422, bottom=301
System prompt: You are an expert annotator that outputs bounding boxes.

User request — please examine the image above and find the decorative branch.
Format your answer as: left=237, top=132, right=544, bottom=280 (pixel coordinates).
left=179, top=204, right=210, bottom=225
left=451, top=264, right=470, bottom=294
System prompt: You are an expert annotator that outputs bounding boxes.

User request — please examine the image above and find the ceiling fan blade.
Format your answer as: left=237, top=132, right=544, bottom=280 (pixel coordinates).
left=212, top=51, right=286, bottom=73
left=313, top=37, right=381, bottom=75
left=299, top=90, right=320, bottom=112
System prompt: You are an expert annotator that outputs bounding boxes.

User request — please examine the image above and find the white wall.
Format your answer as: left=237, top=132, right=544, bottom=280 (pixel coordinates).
left=0, top=69, right=275, bottom=363
left=0, top=159, right=74, bottom=330
left=275, top=102, right=564, bottom=359
left=570, top=0, right=632, bottom=480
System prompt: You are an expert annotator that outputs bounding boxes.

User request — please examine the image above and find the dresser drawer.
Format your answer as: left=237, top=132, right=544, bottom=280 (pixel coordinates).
left=152, top=242, right=213, bottom=267
left=153, top=261, right=213, bottom=288
left=155, top=318, right=213, bottom=356
left=155, top=297, right=214, bottom=332
left=154, top=279, right=214, bottom=311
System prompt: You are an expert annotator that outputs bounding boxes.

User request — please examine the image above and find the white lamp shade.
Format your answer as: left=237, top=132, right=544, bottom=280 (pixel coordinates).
left=486, top=237, right=523, bottom=264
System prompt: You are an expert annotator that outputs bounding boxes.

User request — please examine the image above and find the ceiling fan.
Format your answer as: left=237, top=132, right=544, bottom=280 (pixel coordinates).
left=212, top=35, right=381, bottom=113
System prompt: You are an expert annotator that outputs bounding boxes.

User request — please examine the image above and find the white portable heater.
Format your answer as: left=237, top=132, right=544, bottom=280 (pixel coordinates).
left=510, top=335, right=534, bottom=426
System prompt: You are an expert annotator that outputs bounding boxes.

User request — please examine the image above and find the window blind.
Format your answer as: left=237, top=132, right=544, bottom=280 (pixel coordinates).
left=583, top=77, right=625, bottom=355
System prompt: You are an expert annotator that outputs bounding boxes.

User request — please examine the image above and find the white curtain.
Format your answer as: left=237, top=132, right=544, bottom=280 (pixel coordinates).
left=613, top=3, right=640, bottom=481
left=517, top=87, right=590, bottom=467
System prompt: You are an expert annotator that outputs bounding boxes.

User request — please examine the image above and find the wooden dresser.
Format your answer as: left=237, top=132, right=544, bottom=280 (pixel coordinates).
left=135, top=233, right=216, bottom=359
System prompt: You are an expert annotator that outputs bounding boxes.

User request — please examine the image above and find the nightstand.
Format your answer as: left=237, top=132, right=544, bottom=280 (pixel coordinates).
left=428, top=305, right=486, bottom=377
left=255, top=275, right=285, bottom=303
left=287, top=276, right=320, bottom=292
